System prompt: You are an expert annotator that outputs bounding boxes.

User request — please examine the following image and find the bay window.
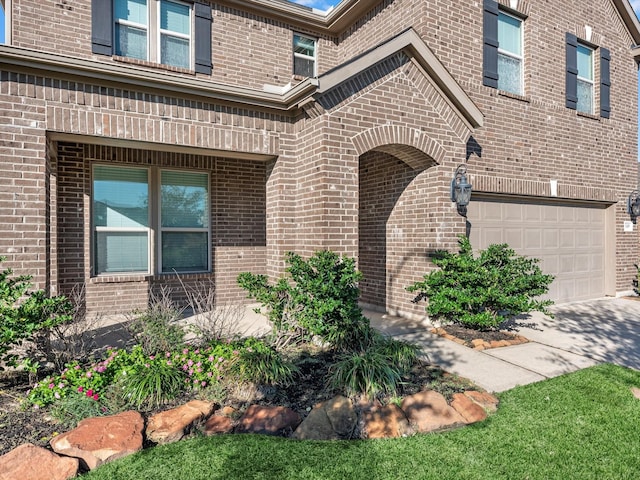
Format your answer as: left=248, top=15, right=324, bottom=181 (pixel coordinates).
left=92, top=165, right=210, bottom=276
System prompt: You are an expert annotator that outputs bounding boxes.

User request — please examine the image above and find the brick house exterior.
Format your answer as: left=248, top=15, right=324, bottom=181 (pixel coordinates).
left=0, top=0, right=639, bottom=318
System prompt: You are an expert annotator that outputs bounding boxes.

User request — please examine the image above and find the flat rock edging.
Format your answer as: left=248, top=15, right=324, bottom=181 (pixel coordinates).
left=0, top=389, right=499, bottom=477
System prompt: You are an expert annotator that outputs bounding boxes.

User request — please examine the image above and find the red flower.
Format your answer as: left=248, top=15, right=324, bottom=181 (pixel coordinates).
left=77, top=386, right=84, bottom=393
left=86, top=389, right=94, bottom=397
left=92, top=394, right=99, bottom=401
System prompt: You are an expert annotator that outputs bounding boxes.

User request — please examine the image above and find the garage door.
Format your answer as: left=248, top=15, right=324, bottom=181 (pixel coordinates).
left=467, top=198, right=607, bottom=304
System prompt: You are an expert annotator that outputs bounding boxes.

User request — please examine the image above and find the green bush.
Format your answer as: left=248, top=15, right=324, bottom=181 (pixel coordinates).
left=407, top=236, right=554, bottom=330
left=0, top=257, right=73, bottom=368
left=238, top=250, right=371, bottom=351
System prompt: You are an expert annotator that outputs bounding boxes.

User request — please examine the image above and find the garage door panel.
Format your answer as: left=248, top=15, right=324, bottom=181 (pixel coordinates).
left=504, top=229, right=523, bottom=248
left=468, top=199, right=606, bottom=303
left=559, top=230, right=575, bottom=248
left=524, top=230, right=541, bottom=249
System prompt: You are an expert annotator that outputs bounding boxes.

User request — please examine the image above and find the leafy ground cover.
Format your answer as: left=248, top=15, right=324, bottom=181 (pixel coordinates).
left=83, top=364, right=640, bottom=480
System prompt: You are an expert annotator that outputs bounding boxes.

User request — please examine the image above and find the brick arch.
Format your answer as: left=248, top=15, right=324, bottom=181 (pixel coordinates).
left=351, top=126, right=444, bottom=170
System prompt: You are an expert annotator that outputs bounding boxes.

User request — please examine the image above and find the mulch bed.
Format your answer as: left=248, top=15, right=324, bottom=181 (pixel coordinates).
left=0, top=347, right=479, bottom=457
left=431, top=324, right=529, bottom=350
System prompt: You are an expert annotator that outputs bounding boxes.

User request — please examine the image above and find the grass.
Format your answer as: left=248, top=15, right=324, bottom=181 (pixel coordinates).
left=84, top=364, right=640, bottom=480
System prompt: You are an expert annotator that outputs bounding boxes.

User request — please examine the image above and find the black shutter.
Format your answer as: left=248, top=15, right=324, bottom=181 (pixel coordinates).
left=92, top=0, right=113, bottom=55
left=566, top=33, right=578, bottom=110
left=600, top=48, right=611, bottom=118
left=194, top=3, right=213, bottom=74
left=483, top=0, right=499, bottom=88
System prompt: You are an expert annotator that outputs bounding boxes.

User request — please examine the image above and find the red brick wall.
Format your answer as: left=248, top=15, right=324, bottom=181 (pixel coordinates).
left=53, top=142, right=267, bottom=313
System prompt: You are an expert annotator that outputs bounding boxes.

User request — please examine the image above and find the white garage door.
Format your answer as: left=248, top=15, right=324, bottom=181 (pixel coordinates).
left=467, top=198, right=607, bottom=304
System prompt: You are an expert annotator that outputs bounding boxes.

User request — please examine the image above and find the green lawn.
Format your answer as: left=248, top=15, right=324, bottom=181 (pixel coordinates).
left=85, top=364, right=640, bottom=480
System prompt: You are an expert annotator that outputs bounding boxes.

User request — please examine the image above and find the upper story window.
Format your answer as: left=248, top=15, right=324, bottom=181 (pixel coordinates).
left=92, top=0, right=212, bottom=74
left=497, top=11, right=523, bottom=95
left=576, top=44, right=594, bottom=114
left=565, top=33, right=610, bottom=118
left=293, top=33, right=316, bottom=77
left=114, top=0, right=192, bottom=69
left=483, top=0, right=526, bottom=94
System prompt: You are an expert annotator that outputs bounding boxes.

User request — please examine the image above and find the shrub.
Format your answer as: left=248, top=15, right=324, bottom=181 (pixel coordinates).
left=125, top=287, right=185, bottom=355
left=238, top=250, right=372, bottom=351
left=407, top=236, right=554, bottom=330
left=0, top=257, right=73, bottom=368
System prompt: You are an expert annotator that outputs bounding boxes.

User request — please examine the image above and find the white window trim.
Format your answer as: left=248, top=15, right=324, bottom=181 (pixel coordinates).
left=92, top=165, right=152, bottom=276
left=92, top=164, right=211, bottom=277
left=157, top=168, right=210, bottom=274
left=497, top=10, right=523, bottom=95
left=293, top=33, right=317, bottom=77
left=2, top=0, right=12, bottom=45
left=576, top=43, right=595, bottom=114
left=114, top=0, right=193, bottom=69
left=156, top=0, right=193, bottom=69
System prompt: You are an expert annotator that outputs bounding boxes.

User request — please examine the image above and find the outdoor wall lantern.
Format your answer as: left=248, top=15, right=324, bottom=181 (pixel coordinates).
left=451, top=164, right=472, bottom=215
left=627, top=190, right=640, bottom=217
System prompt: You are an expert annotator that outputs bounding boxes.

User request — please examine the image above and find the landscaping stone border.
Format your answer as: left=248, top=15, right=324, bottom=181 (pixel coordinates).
left=0, top=390, right=499, bottom=478
left=430, top=327, right=529, bottom=350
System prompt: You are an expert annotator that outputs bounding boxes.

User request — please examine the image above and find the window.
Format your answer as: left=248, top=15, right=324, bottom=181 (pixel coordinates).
left=92, top=0, right=212, bottom=73
left=114, top=0, right=191, bottom=69
left=497, top=12, right=523, bottom=95
left=576, top=44, right=594, bottom=114
left=92, top=165, right=210, bottom=275
left=565, top=33, right=611, bottom=118
left=293, top=33, right=316, bottom=77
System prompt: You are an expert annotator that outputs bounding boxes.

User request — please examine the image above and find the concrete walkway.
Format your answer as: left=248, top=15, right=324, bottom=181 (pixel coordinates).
left=366, top=297, right=640, bottom=393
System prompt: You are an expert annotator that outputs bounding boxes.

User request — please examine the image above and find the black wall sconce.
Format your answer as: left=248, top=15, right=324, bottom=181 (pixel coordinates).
left=628, top=190, right=640, bottom=216
left=451, top=164, right=472, bottom=215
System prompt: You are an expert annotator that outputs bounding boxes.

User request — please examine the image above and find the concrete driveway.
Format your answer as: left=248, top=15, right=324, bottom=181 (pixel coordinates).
left=367, top=297, right=640, bottom=393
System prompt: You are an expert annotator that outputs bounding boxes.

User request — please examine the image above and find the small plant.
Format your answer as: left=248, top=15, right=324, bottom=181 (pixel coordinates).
left=0, top=257, right=73, bottom=369
left=633, top=264, right=640, bottom=296
left=407, top=236, right=554, bottom=330
left=227, top=344, right=298, bottom=386
left=177, top=277, right=246, bottom=343
left=120, top=360, right=185, bottom=410
left=125, top=286, right=185, bottom=355
left=328, top=333, right=418, bottom=399
left=50, top=392, right=110, bottom=430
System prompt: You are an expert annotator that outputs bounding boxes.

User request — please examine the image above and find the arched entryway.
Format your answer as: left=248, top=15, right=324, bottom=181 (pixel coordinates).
left=354, top=128, right=442, bottom=312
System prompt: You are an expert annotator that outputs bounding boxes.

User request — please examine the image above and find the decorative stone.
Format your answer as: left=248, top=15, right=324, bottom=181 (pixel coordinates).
left=401, top=390, right=465, bottom=433
left=362, top=404, right=411, bottom=439
left=471, top=339, right=485, bottom=348
left=292, top=395, right=357, bottom=440
left=632, top=387, right=640, bottom=399
left=50, top=410, right=143, bottom=471
left=147, top=400, right=214, bottom=445
left=235, top=405, right=301, bottom=436
left=202, top=415, right=234, bottom=435
left=221, top=406, right=238, bottom=417
left=450, top=393, right=487, bottom=423
left=0, top=443, right=79, bottom=480
left=464, top=390, right=500, bottom=413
